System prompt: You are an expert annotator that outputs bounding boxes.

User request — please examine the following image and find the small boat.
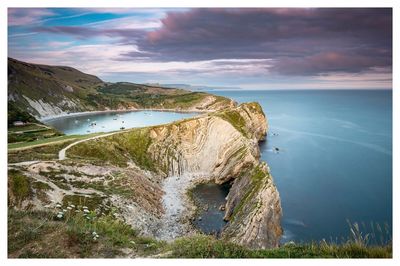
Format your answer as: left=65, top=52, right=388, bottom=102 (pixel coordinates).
left=87, top=119, right=90, bottom=121
left=120, top=127, right=125, bottom=130
left=113, top=118, right=117, bottom=120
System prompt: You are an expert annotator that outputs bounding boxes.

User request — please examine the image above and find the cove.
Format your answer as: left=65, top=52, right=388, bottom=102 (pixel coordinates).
left=42, top=110, right=198, bottom=135
left=190, top=182, right=231, bottom=235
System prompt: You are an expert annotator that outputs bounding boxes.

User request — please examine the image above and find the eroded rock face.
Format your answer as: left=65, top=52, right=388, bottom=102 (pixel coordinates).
left=66, top=102, right=282, bottom=248
left=145, top=102, right=282, bottom=248
left=222, top=163, right=282, bottom=249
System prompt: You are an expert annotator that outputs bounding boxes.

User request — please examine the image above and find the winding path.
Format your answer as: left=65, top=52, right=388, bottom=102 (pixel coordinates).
left=58, top=131, right=123, bottom=160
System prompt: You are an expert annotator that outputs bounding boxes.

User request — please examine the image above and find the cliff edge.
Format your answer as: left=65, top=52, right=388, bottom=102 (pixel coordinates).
left=67, top=102, right=282, bottom=248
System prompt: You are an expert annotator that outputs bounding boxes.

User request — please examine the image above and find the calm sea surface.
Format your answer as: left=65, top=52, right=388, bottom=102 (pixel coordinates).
left=43, top=110, right=197, bottom=135
left=209, top=90, right=392, bottom=244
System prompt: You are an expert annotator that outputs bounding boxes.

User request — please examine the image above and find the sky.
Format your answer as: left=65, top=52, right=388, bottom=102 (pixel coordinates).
left=8, top=8, right=392, bottom=90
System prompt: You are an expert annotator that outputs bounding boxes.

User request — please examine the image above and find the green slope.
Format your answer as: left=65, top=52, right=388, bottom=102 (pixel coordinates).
left=8, top=58, right=233, bottom=120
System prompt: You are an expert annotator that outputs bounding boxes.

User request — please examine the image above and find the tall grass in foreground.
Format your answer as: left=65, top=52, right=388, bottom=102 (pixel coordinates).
left=8, top=206, right=392, bottom=258
left=167, top=220, right=392, bottom=258
left=168, top=235, right=392, bottom=258
left=345, top=220, right=391, bottom=247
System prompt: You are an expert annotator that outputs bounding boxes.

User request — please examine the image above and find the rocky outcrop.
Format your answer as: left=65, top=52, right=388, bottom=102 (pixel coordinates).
left=146, top=102, right=282, bottom=248
left=222, top=163, right=282, bottom=249
left=68, top=102, right=283, bottom=248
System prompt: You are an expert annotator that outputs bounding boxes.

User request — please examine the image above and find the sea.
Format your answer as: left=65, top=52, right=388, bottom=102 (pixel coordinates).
left=209, top=89, right=392, bottom=244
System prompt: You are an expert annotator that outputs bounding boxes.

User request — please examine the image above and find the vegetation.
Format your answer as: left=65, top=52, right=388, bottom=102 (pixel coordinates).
left=8, top=132, right=103, bottom=150
left=167, top=235, right=392, bottom=258
left=216, top=108, right=249, bottom=137
left=8, top=169, right=32, bottom=207
left=8, top=122, right=63, bottom=144
left=8, top=57, right=103, bottom=118
left=8, top=58, right=232, bottom=121
left=8, top=208, right=392, bottom=258
left=68, top=128, right=156, bottom=171
left=8, top=133, right=104, bottom=163
left=8, top=208, right=163, bottom=258
left=8, top=102, right=38, bottom=126
left=229, top=164, right=270, bottom=220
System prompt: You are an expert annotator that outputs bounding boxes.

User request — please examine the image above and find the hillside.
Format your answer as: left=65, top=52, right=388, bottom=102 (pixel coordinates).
left=8, top=58, right=234, bottom=120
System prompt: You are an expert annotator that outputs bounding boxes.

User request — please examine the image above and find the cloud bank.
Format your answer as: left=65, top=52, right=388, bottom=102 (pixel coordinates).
left=8, top=8, right=392, bottom=89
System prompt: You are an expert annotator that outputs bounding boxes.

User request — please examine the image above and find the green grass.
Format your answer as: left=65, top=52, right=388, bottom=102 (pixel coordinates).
left=97, top=82, right=211, bottom=110
left=8, top=102, right=38, bottom=126
left=8, top=122, right=63, bottom=144
left=32, top=181, right=52, bottom=191
left=229, top=164, right=269, bottom=221
left=8, top=132, right=102, bottom=150
left=8, top=208, right=392, bottom=258
left=216, top=109, right=249, bottom=137
left=8, top=139, right=81, bottom=163
left=8, top=123, right=46, bottom=132
left=62, top=194, right=106, bottom=212
left=8, top=169, right=32, bottom=207
left=166, top=235, right=392, bottom=258
left=68, top=128, right=156, bottom=171
left=8, top=208, right=164, bottom=258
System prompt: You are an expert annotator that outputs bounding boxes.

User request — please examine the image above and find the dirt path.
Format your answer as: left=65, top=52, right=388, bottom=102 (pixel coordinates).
left=58, top=131, right=124, bottom=160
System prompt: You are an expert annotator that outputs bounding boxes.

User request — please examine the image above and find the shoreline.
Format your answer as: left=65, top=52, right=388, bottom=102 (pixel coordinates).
left=39, top=108, right=211, bottom=122
left=156, top=173, right=212, bottom=241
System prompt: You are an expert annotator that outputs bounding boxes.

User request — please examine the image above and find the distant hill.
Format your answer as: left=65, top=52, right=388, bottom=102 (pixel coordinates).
left=146, top=83, right=243, bottom=91
left=8, top=58, right=234, bottom=121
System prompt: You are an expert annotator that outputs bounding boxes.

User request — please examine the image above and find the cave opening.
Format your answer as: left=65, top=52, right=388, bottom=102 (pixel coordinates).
left=190, top=181, right=232, bottom=236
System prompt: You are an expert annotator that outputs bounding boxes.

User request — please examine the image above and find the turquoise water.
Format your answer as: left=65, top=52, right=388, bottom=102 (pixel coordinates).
left=43, top=110, right=197, bottom=135
left=209, top=90, right=392, bottom=244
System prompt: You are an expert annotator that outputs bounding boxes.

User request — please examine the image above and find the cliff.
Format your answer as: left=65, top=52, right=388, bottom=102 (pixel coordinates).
left=8, top=58, right=234, bottom=120
left=67, top=102, right=282, bottom=248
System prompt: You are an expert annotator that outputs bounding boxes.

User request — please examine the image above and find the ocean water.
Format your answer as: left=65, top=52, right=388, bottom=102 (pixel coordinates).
left=191, top=182, right=230, bottom=235
left=43, top=110, right=197, bottom=135
left=208, top=90, right=392, bottom=244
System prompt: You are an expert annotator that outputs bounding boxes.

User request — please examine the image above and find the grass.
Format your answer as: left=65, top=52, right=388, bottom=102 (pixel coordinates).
left=229, top=164, right=270, bottom=221
left=97, top=82, right=212, bottom=110
left=8, top=139, right=77, bottom=163
left=166, top=235, right=392, bottom=258
left=8, top=132, right=102, bottom=150
left=68, top=128, right=156, bottom=171
left=8, top=169, right=32, bottom=207
left=216, top=109, right=249, bottom=137
left=8, top=123, right=63, bottom=144
left=62, top=194, right=107, bottom=212
left=8, top=123, right=47, bottom=132
left=8, top=207, right=392, bottom=258
left=8, top=208, right=164, bottom=258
